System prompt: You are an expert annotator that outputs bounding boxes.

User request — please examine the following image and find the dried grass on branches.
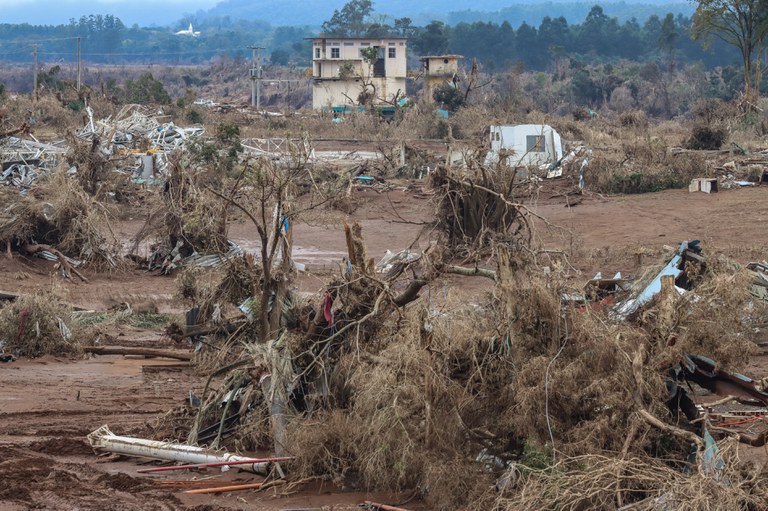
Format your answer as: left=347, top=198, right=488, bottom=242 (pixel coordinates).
left=129, top=155, right=230, bottom=259
left=65, top=136, right=112, bottom=196
left=0, top=292, right=84, bottom=358
left=287, top=304, right=498, bottom=509
left=431, top=164, right=532, bottom=256
left=0, top=171, right=119, bottom=266
left=283, top=243, right=765, bottom=509
left=175, top=256, right=261, bottom=326
left=496, top=449, right=767, bottom=511
left=162, top=157, right=229, bottom=256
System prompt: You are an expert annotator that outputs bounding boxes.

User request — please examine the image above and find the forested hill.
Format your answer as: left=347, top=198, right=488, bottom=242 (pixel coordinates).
left=197, top=0, right=693, bottom=27
left=0, top=4, right=737, bottom=76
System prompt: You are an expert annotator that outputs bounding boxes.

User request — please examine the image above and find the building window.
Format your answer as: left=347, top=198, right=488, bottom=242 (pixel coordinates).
left=315, top=48, right=320, bottom=59
left=526, top=135, right=545, bottom=152
left=360, top=42, right=370, bottom=46
left=331, top=48, right=340, bottom=58
left=388, top=47, right=396, bottom=58
left=343, top=42, right=354, bottom=46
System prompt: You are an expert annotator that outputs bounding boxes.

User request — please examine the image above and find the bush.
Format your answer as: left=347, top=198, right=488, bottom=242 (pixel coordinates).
left=123, top=73, right=171, bottom=105
left=186, top=108, right=203, bottom=124
left=0, top=292, right=84, bottom=358
left=433, top=82, right=464, bottom=112
left=67, top=100, right=84, bottom=111
left=619, top=110, right=648, bottom=129
left=215, top=123, right=240, bottom=145
left=685, top=126, right=726, bottom=150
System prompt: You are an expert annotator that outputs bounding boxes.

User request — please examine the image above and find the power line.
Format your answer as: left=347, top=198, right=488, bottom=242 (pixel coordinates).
left=0, top=50, right=35, bottom=57
left=35, top=48, right=246, bottom=57
left=0, top=36, right=80, bottom=46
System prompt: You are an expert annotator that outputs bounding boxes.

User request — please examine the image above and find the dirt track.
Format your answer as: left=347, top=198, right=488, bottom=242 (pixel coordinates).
left=1, top=183, right=767, bottom=510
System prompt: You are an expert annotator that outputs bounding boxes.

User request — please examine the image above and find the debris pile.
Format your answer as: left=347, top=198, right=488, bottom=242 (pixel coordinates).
left=0, top=104, right=213, bottom=270
left=92, top=158, right=765, bottom=509
left=128, top=156, right=234, bottom=271
left=0, top=136, right=68, bottom=191
left=0, top=171, right=119, bottom=271
left=0, top=291, right=84, bottom=358
left=3, top=95, right=768, bottom=509
left=77, top=105, right=204, bottom=154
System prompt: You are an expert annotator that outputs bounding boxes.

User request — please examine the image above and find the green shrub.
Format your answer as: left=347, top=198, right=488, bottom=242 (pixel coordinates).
left=186, top=108, right=203, bottom=124
left=123, top=73, right=171, bottom=104
left=685, top=126, right=726, bottom=150
left=433, top=82, right=464, bottom=112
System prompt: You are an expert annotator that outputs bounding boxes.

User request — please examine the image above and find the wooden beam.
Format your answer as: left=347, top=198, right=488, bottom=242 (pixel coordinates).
left=84, top=346, right=192, bottom=361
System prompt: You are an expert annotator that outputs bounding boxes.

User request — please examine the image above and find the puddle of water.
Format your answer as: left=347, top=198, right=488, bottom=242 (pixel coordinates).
left=231, top=238, right=347, bottom=266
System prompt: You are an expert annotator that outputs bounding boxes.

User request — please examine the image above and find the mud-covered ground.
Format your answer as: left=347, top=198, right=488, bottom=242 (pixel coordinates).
left=1, top=182, right=767, bottom=510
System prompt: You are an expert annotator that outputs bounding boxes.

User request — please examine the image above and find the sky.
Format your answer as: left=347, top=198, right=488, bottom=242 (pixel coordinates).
left=0, top=0, right=219, bottom=26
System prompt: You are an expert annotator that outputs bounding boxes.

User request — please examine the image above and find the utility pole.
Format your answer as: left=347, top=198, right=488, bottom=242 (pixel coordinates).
left=32, top=44, right=38, bottom=95
left=76, top=36, right=81, bottom=92
left=248, top=45, right=264, bottom=109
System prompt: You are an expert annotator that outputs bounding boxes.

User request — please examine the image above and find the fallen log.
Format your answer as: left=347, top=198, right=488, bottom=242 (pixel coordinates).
left=85, top=346, right=192, bottom=361
left=363, top=501, right=412, bottom=511
left=184, top=482, right=264, bottom=494
left=446, top=265, right=497, bottom=280
left=0, top=289, right=19, bottom=301
left=22, top=243, right=89, bottom=282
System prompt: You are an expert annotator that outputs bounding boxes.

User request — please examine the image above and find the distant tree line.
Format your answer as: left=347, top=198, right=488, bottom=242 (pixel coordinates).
left=0, top=3, right=742, bottom=76
left=319, top=3, right=739, bottom=75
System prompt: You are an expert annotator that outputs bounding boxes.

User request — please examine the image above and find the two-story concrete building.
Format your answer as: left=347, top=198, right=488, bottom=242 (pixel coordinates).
left=419, top=54, right=464, bottom=100
left=309, top=36, right=407, bottom=110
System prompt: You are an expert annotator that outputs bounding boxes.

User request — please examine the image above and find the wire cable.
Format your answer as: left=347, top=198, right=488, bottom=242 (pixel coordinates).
left=545, top=305, right=568, bottom=463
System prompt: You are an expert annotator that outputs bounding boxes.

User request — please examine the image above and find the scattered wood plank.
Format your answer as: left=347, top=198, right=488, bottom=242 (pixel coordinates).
left=363, top=501, right=412, bottom=511
left=142, top=363, right=190, bottom=373
left=85, top=346, right=192, bottom=361
left=184, top=482, right=263, bottom=494
left=0, top=289, right=19, bottom=301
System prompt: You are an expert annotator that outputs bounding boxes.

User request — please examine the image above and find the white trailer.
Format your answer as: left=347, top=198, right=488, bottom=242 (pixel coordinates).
left=485, top=124, right=563, bottom=167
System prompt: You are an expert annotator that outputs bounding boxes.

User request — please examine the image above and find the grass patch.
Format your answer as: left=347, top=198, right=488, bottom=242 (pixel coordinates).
left=124, top=312, right=175, bottom=329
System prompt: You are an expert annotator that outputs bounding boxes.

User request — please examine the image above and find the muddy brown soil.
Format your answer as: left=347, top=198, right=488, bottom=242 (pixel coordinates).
left=1, top=182, right=767, bottom=510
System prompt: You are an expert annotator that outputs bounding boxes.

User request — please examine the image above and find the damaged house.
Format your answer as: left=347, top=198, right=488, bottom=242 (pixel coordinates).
left=419, top=54, right=463, bottom=100
left=309, top=36, right=407, bottom=110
